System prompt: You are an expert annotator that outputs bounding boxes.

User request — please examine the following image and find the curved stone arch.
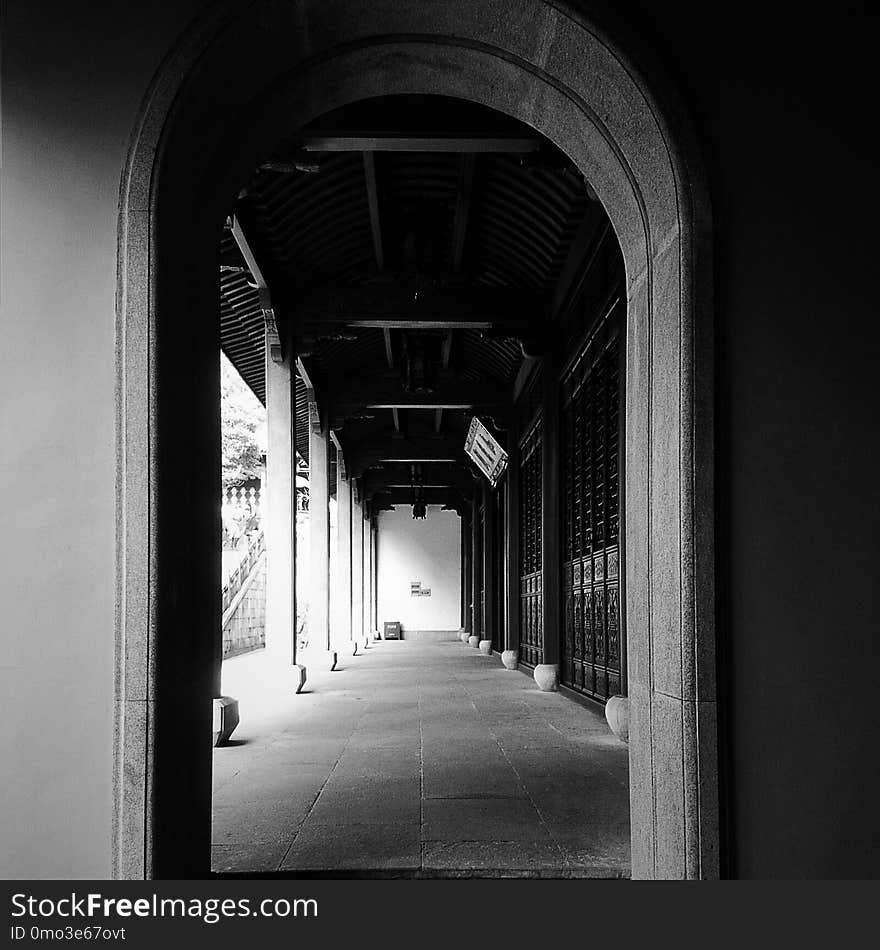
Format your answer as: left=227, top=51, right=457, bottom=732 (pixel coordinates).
left=116, top=0, right=717, bottom=879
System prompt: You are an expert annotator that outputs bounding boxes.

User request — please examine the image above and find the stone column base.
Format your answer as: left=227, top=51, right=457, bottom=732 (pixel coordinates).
left=533, top=663, right=558, bottom=691
left=291, top=664, right=307, bottom=693
left=605, top=694, right=630, bottom=743
left=467, top=635, right=480, bottom=648
left=478, top=639, right=492, bottom=655
left=212, top=696, right=239, bottom=746
left=460, top=630, right=470, bottom=643
left=501, top=649, right=518, bottom=670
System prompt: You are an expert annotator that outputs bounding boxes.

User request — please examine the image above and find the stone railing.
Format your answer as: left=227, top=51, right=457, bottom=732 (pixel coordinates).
left=222, top=486, right=261, bottom=544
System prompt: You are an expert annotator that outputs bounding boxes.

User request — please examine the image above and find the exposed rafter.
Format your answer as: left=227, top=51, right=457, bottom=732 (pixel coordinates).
left=551, top=207, right=609, bottom=319
left=363, top=151, right=385, bottom=272
left=229, top=216, right=283, bottom=362
left=435, top=329, right=455, bottom=434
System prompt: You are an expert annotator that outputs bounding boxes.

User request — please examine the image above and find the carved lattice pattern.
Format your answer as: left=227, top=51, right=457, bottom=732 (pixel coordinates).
left=561, top=319, right=622, bottom=701
left=519, top=419, right=544, bottom=667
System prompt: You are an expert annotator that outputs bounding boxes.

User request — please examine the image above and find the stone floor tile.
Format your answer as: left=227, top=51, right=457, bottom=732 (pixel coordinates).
left=212, top=839, right=292, bottom=873
left=422, top=839, right=565, bottom=872
left=422, top=798, right=549, bottom=842
left=281, top=822, right=421, bottom=871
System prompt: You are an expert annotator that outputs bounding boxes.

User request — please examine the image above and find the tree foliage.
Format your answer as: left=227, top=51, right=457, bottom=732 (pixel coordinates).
left=221, top=352, right=266, bottom=486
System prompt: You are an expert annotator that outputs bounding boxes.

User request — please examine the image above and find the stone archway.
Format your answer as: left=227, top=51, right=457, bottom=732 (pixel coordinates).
left=116, top=0, right=717, bottom=879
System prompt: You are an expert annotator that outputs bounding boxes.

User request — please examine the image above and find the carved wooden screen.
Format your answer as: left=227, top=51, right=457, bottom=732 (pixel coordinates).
left=560, top=320, right=622, bottom=701
left=478, top=502, right=485, bottom=637
left=519, top=421, right=543, bottom=667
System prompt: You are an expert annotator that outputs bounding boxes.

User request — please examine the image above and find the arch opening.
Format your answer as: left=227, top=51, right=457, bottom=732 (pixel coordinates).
left=116, top=0, right=716, bottom=880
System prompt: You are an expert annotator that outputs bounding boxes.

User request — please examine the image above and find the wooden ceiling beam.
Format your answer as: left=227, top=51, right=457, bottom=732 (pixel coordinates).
left=349, top=436, right=466, bottom=474
left=362, top=469, right=473, bottom=494
left=300, top=134, right=540, bottom=153
left=293, top=281, right=546, bottom=330
left=329, top=378, right=502, bottom=414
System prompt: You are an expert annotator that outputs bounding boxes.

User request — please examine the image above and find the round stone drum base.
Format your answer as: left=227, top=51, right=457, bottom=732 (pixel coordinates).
left=605, top=694, right=630, bottom=743
left=533, top=664, right=559, bottom=692
left=501, top=650, right=518, bottom=670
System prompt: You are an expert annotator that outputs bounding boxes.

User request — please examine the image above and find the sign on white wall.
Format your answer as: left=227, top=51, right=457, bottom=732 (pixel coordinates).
left=465, top=416, right=508, bottom=487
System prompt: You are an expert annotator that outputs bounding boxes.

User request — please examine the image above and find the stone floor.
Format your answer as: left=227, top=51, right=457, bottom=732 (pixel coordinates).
left=212, top=639, right=631, bottom=877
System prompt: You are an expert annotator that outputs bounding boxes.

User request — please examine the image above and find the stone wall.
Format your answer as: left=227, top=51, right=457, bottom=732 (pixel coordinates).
left=222, top=556, right=266, bottom=659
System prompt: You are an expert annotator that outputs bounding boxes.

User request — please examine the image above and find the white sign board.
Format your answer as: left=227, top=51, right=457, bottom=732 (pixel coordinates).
left=464, top=416, right=508, bottom=488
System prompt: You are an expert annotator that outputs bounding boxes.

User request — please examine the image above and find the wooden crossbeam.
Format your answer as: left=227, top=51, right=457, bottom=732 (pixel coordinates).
left=349, top=436, right=465, bottom=473
left=294, top=281, right=546, bottom=329
left=363, top=471, right=473, bottom=495
left=329, top=378, right=502, bottom=416
left=301, top=134, right=540, bottom=153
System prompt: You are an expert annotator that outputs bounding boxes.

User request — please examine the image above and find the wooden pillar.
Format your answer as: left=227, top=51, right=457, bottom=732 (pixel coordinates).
left=460, top=510, right=472, bottom=635
left=370, top=514, right=379, bottom=633
left=308, top=403, right=330, bottom=652
left=460, top=514, right=467, bottom=631
left=537, top=339, right=561, bottom=689
left=470, top=489, right=481, bottom=642
left=362, top=501, right=371, bottom=639
left=264, top=337, right=303, bottom=685
left=351, top=483, right=365, bottom=646
left=481, top=479, right=495, bottom=650
left=333, top=459, right=352, bottom=649
left=505, top=414, right=521, bottom=661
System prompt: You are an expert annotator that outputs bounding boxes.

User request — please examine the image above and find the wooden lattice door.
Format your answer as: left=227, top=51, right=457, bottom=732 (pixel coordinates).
left=519, top=421, right=543, bottom=667
left=478, top=502, right=485, bottom=637
left=560, top=317, right=623, bottom=701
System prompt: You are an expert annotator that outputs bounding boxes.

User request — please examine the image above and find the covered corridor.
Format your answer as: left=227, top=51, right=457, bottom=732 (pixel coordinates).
left=212, top=639, right=629, bottom=877
left=210, top=90, right=635, bottom=878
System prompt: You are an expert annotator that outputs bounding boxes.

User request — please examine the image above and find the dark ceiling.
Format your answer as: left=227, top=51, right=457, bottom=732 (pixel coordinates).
left=219, top=95, right=610, bottom=511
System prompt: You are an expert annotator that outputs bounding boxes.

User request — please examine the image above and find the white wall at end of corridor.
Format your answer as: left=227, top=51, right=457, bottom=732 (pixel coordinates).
left=377, top=506, right=461, bottom=634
